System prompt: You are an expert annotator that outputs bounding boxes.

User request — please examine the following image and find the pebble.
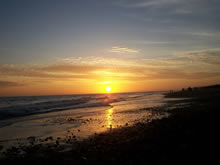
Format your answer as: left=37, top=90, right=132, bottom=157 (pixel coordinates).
left=45, top=136, right=53, bottom=141
left=27, top=136, right=36, bottom=141
left=81, top=156, right=87, bottom=160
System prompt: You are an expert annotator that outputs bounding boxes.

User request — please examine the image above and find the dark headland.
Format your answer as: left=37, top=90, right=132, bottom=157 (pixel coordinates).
left=1, top=85, right=220, bottom=165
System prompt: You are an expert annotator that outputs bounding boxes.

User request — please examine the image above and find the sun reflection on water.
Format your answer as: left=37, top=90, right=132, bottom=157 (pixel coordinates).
left=106, top=108, right=114, bottom=129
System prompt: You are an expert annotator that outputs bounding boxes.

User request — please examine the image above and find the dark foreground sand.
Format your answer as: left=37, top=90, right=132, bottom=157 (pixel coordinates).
left=1, top=85, right=220, bottom=165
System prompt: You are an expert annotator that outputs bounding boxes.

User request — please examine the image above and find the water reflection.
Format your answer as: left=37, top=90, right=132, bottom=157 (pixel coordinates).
left=106, top=108, right=114, bottom=129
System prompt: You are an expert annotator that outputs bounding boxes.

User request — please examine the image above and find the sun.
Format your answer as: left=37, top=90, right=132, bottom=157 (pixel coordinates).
left=105, top=86, right=112, bottom=92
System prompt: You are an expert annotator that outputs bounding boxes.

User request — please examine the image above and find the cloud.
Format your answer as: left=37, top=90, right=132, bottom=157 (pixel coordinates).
left=117, top=0, right=220, bottom=33
left=0, top=64, right=100, bottom=81
left=57, top=56, right=143, bottom=68
left=123, top=39, right=177, bottom=45
left=134, top=48, right=220, bottom=71
left=108, top=46, right=139, bottom=54
left=118, top=0, right=178, bottom=8
left=1, top=63, right=219, bottom=84
left=98, top=81, right=112, bottom=85
left=1, top=48, right=220, bottom=86
left=146, top=69, right=220, bottom=80
left=0, top=64, right=74, bottom=79
left=40, top=64, right=105, bottom=73
left=0, top=81, right=24, bottom=88
left=174, top=48, right=220, bottom=65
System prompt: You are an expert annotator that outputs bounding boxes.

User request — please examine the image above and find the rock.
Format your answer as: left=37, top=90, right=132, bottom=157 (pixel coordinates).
left=81, top=156, right=87, bottom=160
left=45, top=136, right=53, bottom=141
left=0, top=145, right=3, bottom=151
left=27, top=136, right=36, bottom=141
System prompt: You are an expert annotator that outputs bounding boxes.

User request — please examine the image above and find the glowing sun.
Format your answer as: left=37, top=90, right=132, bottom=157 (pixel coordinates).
left=105, top=86, right=112, bottom=92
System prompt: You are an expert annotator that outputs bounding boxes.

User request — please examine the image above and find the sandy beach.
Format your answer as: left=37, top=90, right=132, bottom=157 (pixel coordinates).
left=0, top=85, right=219, bottom=164
left=0, top=92, right=169, bottom=152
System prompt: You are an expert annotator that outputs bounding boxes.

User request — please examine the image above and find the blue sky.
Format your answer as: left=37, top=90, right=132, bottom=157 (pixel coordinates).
left=1, top=0, right=220, bottom=63
left=0, top=0, right=220, bottom=95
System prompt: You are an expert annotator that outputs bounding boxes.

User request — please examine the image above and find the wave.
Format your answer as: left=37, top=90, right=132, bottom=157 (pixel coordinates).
left=0, top=94, right=122, bottom=120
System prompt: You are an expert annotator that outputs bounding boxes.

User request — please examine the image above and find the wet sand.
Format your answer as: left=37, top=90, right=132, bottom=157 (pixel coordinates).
left=0, top=93, right=168, bottom=152
left=1, top=85, right=220, bottom=165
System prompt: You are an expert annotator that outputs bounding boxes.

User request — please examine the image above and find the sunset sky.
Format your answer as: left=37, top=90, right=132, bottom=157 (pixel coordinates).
left=1, top=0, right=220, bottom=96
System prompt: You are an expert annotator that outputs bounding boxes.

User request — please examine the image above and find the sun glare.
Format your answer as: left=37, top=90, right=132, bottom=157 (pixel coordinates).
left=105, top=86, right=112, bottom=92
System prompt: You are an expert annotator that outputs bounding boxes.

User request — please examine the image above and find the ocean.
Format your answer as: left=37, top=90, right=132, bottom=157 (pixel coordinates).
left=0, top=91, right=169, bottom=151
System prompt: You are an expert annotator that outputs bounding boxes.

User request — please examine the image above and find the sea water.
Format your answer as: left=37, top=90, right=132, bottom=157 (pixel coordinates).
left=0, top=91, right=169, bottom=151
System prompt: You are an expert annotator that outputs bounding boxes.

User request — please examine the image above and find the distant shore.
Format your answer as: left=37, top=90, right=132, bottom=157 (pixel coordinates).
left=1, top=85, right=220, bottom=165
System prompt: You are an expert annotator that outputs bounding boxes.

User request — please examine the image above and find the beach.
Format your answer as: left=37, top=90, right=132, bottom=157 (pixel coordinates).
left=2, top=0, right=220, bottom=164
left=0, top=92, right=170, bottom=151
left=0, top=85, right=220, bottom=164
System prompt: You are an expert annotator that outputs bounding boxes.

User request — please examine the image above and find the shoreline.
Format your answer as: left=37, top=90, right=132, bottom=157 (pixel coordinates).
left=0, top=92, right=167, bottom=153
left=1, top=86, right=220, bottom=164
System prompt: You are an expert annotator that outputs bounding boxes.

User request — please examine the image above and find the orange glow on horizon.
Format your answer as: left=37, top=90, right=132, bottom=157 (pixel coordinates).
left=1, top=72, right=219, bottom=96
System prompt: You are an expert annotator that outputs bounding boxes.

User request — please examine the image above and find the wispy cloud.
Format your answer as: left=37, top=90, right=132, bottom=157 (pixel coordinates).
left=57, top=56, right=140, bottom=67
left=124, top=40, right=175, bottom=45
left=145, top=69, right=220, bottom=80
left=135, top=48, right=220, bottom=71
left=117, top=0, right=178, bottom=8
left=40, top=64, right=105, bottom=73
left=98, top=81, right=112, bottom=85
left=1, top=48, right=220, bottom=90
left=174, top=48, right=220, bottom=65
left=0, top=81, right=24, bottom=88
left=108, top=46, right=139, bottom=54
